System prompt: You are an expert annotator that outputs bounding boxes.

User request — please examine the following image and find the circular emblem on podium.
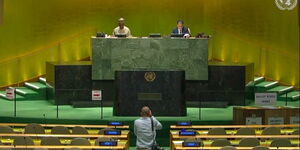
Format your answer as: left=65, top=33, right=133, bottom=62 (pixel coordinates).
left=144, top=72, right=156, bottom=82
left=275, top=0, right=297, bottom=10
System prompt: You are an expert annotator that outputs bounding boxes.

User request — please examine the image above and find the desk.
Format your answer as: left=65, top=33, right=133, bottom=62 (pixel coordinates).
left=0, top=123, right=129, bottom=129
left=170, top=124, right=300, bottom=129
left=233, top=106, right=300, bottom=125
left=0, top=132, right=129, bottom=139
left=0, top=143, right=129, bottom=150
left=91, top=37, right=208, bottom=80
left=171, top=141, right=300, bottom=150
left=170, top=133, right=300, bottom=150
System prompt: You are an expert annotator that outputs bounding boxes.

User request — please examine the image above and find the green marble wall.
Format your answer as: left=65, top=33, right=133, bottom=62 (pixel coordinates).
left=92, top=38, right=208, bottom=80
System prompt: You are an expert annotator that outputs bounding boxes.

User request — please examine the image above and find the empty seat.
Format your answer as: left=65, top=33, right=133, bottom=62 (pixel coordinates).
left=292, top=129, right=299, bottom=135
left=51, top=126, right=70, bottom=134
left=238, top=138, right=260, bottom=147
left=41, top=137, right=61, bottom=145
left=94, top=137, right=114, bottom=146
left=72, top=126, right=88, bottom=134
left=98, top=128, right=115, bottom=135
left=70, top=138, right=91, bottom=146
left=252, top=146, right=270, bottom=150
left=208, top=128, right=227, bottom=135
left=270, top=138, right=292, bottom=147
left=261, top=127, right=281, bottom=135
left=0, top=125, right=14, bottom=139
left=24, top=123, right=45, bottom=134
left=219, top=146, right=237, bottom=150
left=13, top=136, right=34, bottom=150
left=0, top=126, right=14, bottom=133
left=13, top=136, right=34, bottom=145
left=211, top=139, right=231, bottom=147
left=236, top=128, right=256, bottom=135
left=0, top=140, right=11, bottom=150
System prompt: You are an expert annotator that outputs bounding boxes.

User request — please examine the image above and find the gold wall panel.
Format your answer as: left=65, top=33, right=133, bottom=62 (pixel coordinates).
left=0, top=0, right=298, bottom=87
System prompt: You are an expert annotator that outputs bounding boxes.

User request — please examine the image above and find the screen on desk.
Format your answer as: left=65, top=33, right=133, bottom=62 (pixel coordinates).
left=99, top=141, right=118, bottom=146
left=108, top=121, right=123, bottom=126
left=104, top=130, right=121, bottom=135
left=182, top=142, right=201, bottom=147
left=115, top=34, right=127, bottom=38
left=179, top=131, right=196, bottom=136
left=177, top=121, right=192, bottom=126
left=170, top=33, right=184, bottom=37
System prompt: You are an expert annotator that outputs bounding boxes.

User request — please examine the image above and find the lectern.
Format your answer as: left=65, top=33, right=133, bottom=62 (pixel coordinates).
left=114, top=70, right=186, bottom=116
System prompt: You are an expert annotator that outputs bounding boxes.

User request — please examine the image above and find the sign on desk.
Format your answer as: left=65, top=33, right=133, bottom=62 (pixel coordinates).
left=268, top=117, right=284, bottom=125
left=92, top=90, right=102, bottom=101
left=246, top=117, right=262, bottom=125
left=255, top=93, right=277, bottom=106
left=290, top=116, right=300, bottom=124
left=6, top=88, right=15, bottom=100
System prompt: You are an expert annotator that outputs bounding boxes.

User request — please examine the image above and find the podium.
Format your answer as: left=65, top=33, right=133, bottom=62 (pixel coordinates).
left=114, top=70, right=186, bottom=116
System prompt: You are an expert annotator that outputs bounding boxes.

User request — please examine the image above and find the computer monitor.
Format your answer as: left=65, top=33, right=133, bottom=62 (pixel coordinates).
left=96, top=32, right=105, bottom=37
left=176, top=121, right=192, bottom=126
left=99, top=141, right=118, bottom=146
left=179, top=131, right=196, bottom=136
left=104, top=130, right=121, bottom=135
left=108, top=121, right=123, bottom=126
left=170, top=33, right=184, bottom=38
left=149, top=33, right=161, bottom=38
left=115, top=34, right=127, bottom=38
left=182, top=142, right=201, bottom=147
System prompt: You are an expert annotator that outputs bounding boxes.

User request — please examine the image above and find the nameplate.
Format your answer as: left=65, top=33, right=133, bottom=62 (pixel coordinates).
left=108, top=121, right=123, bottom=126
left=98, top=141, right=118, bottom=146
left=182, top=142, right=201, bottom=147
left=290, top=116, right=300, bottom=124
left=104, top=130, right=121, bottom=135
left=176, top=121, right=192, bottom=126
left=255, top=93, right=277, bottom=106
left=137, top=93, right=162, bottom=101
left=179, top=131, right=196, bottom=136
left=268, top=117, right=284, bottom=125
left=246, top=117, right=262, bottom=125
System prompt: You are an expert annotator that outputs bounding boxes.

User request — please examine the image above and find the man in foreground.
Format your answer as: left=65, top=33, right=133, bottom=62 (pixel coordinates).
left=134, top=106, right=163, bottom=150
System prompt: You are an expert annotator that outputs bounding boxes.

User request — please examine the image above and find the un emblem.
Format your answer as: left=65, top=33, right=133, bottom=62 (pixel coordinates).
left=275, top=0, right=297, bottom=10
left=144, top=72, right=156, bottom=82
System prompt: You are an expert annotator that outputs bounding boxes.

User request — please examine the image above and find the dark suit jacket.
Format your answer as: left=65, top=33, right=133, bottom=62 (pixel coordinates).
left=171, top=26, right=190, bottom=34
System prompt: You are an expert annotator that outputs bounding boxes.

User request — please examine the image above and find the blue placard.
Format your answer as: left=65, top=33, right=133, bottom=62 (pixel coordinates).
left=179, top=131, right=196, bottom=136
left=99, top=141, right=118, bottom=146
left=108, top=121, right=123, bottom=126
left=104, top=130, right=121, bottom=135
left=176, top=121, right=192, bottom=126
left=182, top=142, right=200, bottom=147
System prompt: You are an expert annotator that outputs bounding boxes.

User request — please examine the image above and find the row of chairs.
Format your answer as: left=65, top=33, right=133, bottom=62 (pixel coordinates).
left=184, top=138, right=294, bottom=147
left=220, top=146, right=274, bottom=150
left=0, top=136, right=115, bottom=146
left=204, top=127, right=299, bottom=135
left=0, top=124, right=117, bottom=135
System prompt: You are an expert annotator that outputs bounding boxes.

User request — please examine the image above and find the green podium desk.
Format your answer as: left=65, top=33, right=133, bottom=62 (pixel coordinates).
left=92, top=37, right=209, bottom=80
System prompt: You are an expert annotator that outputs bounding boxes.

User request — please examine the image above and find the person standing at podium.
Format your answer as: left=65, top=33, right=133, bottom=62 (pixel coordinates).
left=134, top=106, right=162, bottom=150
left=112, top=17, right=132, bottom=37
left=171, top=20, right=191, bottom=38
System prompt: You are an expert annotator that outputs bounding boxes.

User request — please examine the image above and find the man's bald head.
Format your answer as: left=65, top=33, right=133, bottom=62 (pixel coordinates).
left=140, top=106, right=152, bottom=117
left=118, top=17, right=125, bottom=29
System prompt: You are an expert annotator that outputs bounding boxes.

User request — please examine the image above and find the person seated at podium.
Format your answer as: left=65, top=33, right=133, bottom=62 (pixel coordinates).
left=134, top=106, right=162, bottom=150
left=171, top=20, right=191, bottom=38
left=112, top=17, right=132, bottom=37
